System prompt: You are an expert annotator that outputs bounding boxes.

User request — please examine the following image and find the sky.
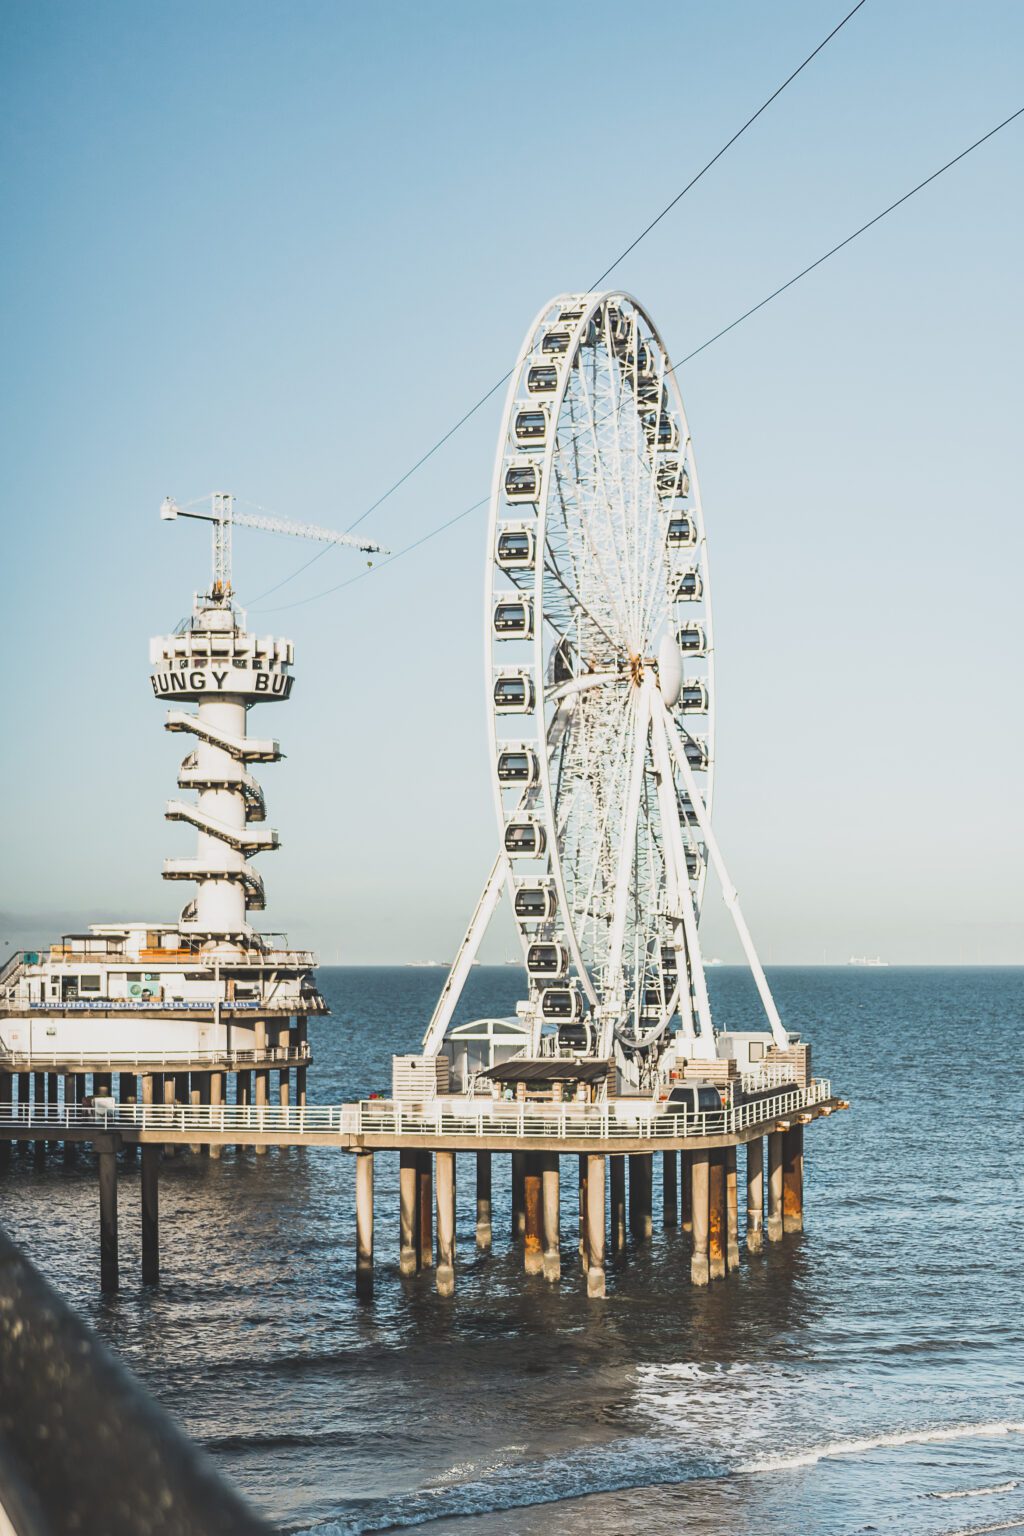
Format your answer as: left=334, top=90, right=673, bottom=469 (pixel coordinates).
left=1, top=0, right=1021, bottom=966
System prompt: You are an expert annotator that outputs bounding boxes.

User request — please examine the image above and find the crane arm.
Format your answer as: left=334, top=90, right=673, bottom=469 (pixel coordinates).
left=230, top=509, right=386, bottom=555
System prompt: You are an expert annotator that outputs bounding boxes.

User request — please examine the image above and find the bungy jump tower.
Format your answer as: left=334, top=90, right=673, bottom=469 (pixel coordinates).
left=0, top=494, right=382, bottom=1131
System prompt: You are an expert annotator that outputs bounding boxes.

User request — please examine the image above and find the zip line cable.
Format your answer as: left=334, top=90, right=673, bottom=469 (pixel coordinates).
left=241, top=2, right=868, bottom=607
left=250, top=104, right=1023, bottom=618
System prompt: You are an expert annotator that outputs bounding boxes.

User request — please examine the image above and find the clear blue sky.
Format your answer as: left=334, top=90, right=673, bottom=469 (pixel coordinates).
left=2, top=0, right=1021, bottom=964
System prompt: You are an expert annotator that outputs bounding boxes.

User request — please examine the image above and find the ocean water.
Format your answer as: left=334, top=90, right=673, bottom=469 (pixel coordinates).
left=3, top=966, right=1024, bottom=1536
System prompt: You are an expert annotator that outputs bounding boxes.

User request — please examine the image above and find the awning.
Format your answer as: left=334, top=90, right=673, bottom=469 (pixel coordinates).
left=479, top=1059, right=611, bottom=1085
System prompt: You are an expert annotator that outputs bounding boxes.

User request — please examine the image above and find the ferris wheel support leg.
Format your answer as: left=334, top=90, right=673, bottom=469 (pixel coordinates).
left=421, top=854, right=508, bottom=1057
left=649, top=708, right=715, bottom=1058
left=600, top=691, right=652, bottom=1057
left=658, top=700, right=789, bottom=1052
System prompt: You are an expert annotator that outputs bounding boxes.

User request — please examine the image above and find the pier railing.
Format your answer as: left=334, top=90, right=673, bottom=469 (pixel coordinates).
left=0, top=1044, right=311, bottom=1070
left=0, top=1079, right=831, bottom=1141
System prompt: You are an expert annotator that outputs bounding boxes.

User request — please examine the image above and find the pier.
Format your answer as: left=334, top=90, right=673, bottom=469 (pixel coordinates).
left=0, top=1077, right=846, bottom=1296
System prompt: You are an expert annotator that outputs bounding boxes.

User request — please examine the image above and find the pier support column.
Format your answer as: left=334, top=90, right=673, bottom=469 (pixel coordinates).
left=254, top=1062, right=268, bottom=1156
left=725, top=1146, right=740, bottom=1270
left=435, top=1151, right=455, bottom=1296
left=355, top=1151, right=374, bottom=1300
left=209, top=1072, right=223, bottom=1160
left=783, top=1125, right=804, bottom=1233
left=399, top=1151, right=418, bottom=1274
left=708, top=1151, right=727, bottom=1280
left=189, top=1078, right=202, bottom=1156
left=511, top=1152, right=526, bottom=1241
left=475, top=1152, right=492, bottom=1251
left=578, top=1155, right=588, bottom=1273
left=47, top=1072, right=60, bottom=1151
left=97, top=1133, right=120, bottom=1293
left=416, top=1151, right=433, bottom=1270
left=610, top=1155, right=626, bottom=1252
left=34, top=1073, right=46, bottom=1163
left=690, top=1150, right=710, bottom=1286
left=296, top=1065, right=307, bottom=1107
left=162, top=1075, right=177, bottom=1158
left=585, top=1154, right=606, bottom=1299
left=141, top=1143, right=160, bottom=1285
left=767, top=1131, right=784, bottom=1241
left=746, top=1138, right=764, bottom=1254
left=62, top=1073, right=77, bottom=1164
left=629, top=1153, right=653, bottom=1241
left=542, top=1153, right=560, bottom=1281
left=523, top=1155, right=544, bottom=1275
left=681, top=1150, right=693, bottom=1235
left=663, top=1150, right=678, bottom=1228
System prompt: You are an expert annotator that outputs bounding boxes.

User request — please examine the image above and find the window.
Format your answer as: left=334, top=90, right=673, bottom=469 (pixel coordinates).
left=80, top=975, right=101, bottom=993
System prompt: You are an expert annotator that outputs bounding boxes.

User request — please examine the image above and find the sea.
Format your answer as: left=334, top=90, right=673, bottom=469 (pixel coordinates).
left=3, top=965, right=1023, bottom=1536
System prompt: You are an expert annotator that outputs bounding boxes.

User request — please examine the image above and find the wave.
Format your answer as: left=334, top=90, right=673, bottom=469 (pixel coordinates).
left=295, top=1419, right=1024, bottom=1536
left=739, top=1420, right=1024, bottom=1473
left=932, top=1482, right=1020, bottom=1501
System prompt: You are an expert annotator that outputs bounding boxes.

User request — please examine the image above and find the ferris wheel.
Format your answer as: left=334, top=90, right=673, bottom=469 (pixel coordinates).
left=425, top=290, right=787, bottom=1081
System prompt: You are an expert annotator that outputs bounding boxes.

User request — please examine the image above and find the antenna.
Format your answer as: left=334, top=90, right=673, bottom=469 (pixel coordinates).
left=160, top=493, right=388, bottom=599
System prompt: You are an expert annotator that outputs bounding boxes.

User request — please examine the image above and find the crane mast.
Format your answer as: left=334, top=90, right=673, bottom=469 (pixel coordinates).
left=160, top=491, right=386, bottom=600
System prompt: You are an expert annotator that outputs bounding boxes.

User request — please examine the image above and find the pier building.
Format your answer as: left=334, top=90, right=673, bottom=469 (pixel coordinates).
left=0, top=493, right=382, bottom=1133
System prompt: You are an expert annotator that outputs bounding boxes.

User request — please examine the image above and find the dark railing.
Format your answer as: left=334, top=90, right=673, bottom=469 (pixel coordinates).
left=0, top=1227, right=273, bottom=1535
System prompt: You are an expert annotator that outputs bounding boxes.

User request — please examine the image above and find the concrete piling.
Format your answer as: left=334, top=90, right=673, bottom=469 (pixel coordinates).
left=475, top=1151, right=492, bottom=1251
left=767, top=1130, right=784, bottom=1241
left=629, top=1153, right=653, bottom=1241
left=578, top=1154, right=588, bottom=1273
left=610, top=1155, right=626, bottom=1252
left=435, top=1150, right=455, bottom=1296
left=141, top=1144, right=159, bottom=1285
left=399, top=1151, right=418, bottom=1274
left=746, top=1137, right=764, bottom=1254
left=209, top=1072, right=223, bottom=1160
left=585, top=1153, right=606, bottom=1299
left=63, top=1074, right=77, bottom=1164
left=355, top=1150, right=374, bottom=1299
left=680, top=1149, right=693, bottom=1234
left=725, top=1145, right=740, bottom=1270
left=690, top=1150, right=710, bottom=1286
left=542, top=1153, right=560, bottom=1281
left=708, top=1151, right=727, bottom=1280
left=511, top=1151, right=526, bottom=1241
left=523, top=1155, right=544, bottom=1275
left=783, top=1125, right=804, bottom=1233
left=416, top=1151, right=433, bottom=1270
left=663, top=1150, right=678, bottom=1228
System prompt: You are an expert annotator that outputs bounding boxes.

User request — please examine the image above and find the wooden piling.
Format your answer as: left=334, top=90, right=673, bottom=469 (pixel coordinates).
left=746, top=1137, right=764, bottom=1253
left=610, top=1155, right=626, bottom=1252
left=523, top=1155, right=544, bottom=1275
left=725, top=1145, right=740, bottom=1270
left=690, top=1150, right=710, bottom=1285
left=542, top=1153, right=560, bottom=1281
left=399, top=1151, right=418, bottom=1274
left=141, top=1143, right=159, bottom=1285
left=585, top=1153, right=606, bottom=1299
left=783, top=1124, right=804, bottom=1233
left=97, top=1134, right=119, bottom=1293
left=475, top=1151, right=492, bottom=1251
left=355, top=1151, right=374, bottom=1299
left=435, top=1150, right=455, bottom=1296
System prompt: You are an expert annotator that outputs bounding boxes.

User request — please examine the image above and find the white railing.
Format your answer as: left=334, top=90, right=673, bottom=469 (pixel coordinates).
left=738, top=1063, right=800, bottom=1095
left=0, top=1081, right=831, bottom=1142
left=357, top=1080, right=832, bottom=1142
left=0, top=1045, right=311, bottom=1069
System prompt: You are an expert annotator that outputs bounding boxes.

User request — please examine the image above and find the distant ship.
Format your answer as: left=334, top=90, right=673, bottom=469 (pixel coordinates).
left=406, top=960, right=444, bottom=968
left=847, top=955, right=889, bottom=967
